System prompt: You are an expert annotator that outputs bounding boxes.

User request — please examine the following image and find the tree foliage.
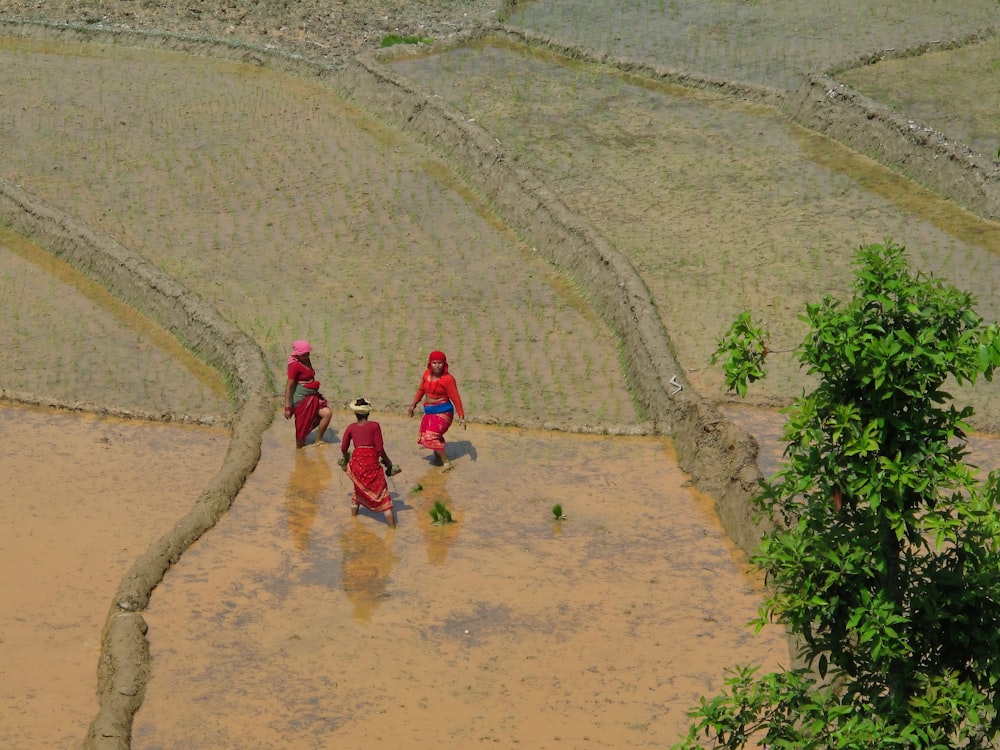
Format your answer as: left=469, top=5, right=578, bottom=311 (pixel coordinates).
left=680, top=242, right=1000, bottom=749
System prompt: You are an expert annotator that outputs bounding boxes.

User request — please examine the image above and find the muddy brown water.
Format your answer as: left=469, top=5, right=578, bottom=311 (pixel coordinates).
left=131, top=412, right=787, bottom=749
left=0, top=404, right=229, bottom=748
left=1, top=403, right=788, bottom=747
left=6, top=400, right=999, bottom=747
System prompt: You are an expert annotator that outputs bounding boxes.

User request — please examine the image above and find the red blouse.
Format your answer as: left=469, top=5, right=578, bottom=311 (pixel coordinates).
left=287, top=359, right=315, bottom=384
left=413, top=372, right=464, bottom=417
left=342, top=420, right=387, bottom=457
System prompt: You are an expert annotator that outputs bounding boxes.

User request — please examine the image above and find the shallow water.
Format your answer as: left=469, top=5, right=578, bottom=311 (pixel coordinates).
left=0, top=402, right=228, bottom=748
left=132, top=412, right=788, bottom=749
left=0, top=402, right=789, bottom=747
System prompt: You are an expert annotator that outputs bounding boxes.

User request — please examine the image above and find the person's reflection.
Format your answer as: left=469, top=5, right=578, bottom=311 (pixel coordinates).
left=339, top=521, right=397, bottom=622
left=416, top=467, right=462, bottom=566
left=284, top=448, right=333, bottom=551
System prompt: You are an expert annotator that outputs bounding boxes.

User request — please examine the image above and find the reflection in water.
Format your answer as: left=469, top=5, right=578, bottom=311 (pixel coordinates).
left=415, top=467, right=462, bottom=566
left=284, top=449, right=333, bottom=551
left=339, top=521, right=397, bottom=622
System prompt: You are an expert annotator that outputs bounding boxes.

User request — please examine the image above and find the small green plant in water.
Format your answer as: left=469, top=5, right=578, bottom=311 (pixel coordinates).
left=411, top=484, right=424, bottom=493
left=552, top=504, right=567, bottom=520
left=380, top=34, right=433, bottom=48
left=429, top=500, right=454, bottom=525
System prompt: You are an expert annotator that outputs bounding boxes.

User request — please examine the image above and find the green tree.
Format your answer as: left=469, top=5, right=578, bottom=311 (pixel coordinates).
left=678, top=241, right=1000, bottom=749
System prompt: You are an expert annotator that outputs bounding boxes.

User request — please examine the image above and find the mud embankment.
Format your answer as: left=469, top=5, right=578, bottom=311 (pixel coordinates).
left=334, top=45, right=770, bottom=555
left=782, top=73, right=1000, bottom=222
left=0, top=180, right=274, bottom=748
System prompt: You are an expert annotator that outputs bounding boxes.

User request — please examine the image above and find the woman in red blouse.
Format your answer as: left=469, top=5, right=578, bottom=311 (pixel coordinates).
left=283, top=339, right=333, bottom=448
left=407, top=350, right=465, bottom=472
left=339, top=398, right=399, bottom=528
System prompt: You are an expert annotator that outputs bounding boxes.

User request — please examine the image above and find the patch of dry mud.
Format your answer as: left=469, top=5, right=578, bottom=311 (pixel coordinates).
left=0, top=0, right=502, bottom=65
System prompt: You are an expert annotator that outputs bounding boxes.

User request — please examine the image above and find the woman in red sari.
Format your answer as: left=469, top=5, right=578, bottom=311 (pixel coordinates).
left=407, top=350, right=466, bottom=472
left=339, top=398, right=400, bottom=528
left=283, top=339, right=333, bottom=448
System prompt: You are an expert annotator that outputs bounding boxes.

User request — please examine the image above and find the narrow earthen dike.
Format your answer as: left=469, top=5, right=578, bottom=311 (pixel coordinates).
left=1, top=16, right=998, bottom=750
left=0, top=175, right=276, bottom=748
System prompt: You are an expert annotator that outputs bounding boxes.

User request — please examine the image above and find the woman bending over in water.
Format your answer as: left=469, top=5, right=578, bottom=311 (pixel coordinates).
left=339, top=398, right=400, bottom=528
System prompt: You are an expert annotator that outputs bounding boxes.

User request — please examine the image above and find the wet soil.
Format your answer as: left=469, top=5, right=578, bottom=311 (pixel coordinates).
left=0, top=404, right=228, bottom=748
left=132, top=412, right=787, bottom=749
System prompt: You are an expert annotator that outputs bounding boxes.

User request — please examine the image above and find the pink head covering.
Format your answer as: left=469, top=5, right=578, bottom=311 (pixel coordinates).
left=288, top=339, right=312, bottom=365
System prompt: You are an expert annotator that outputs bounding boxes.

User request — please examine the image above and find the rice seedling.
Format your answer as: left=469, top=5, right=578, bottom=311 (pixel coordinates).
left=552, top=504, right=567, bottom=520
left=429, top=500, right=454, bottom=525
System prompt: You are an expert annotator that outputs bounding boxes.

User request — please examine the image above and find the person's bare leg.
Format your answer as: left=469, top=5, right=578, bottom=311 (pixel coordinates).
left=436, top=450, right=453, bottom=472
left=315, top=407, right=333, bottom=445
left=384, top=510, right=397, bottom=529
left=351, top=504, right=359, bottom=517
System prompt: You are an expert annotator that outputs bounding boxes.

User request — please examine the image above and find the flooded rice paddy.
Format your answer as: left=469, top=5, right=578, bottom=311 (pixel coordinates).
left=3, top=3, right=1000, bottom=747
left=391, top=40, right=1000, bottom=429
left=132, top=413, right=787, bottom=749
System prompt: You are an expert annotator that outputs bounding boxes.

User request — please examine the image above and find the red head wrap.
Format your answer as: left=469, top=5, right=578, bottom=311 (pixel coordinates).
left=427, top=350, right=449, bottom=375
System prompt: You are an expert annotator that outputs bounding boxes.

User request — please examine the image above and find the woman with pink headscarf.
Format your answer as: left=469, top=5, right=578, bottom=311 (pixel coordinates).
left=283, top=339, right=333, bottom=448
left=407, top=350, right=465, bottom=472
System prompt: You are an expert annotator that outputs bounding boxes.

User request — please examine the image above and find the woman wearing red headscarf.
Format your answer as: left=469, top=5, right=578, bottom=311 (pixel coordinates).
left=283, top=339, right=333, bottom=448
left=407, top=350, right=465, bottom=472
